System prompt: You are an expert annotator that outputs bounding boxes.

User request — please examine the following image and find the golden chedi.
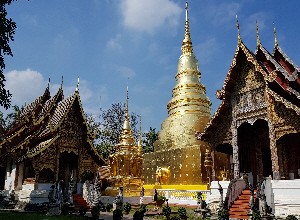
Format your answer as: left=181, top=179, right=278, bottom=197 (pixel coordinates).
left=142, top=1, right=212, bottom=189
left=103, top=87, right=144, bottom=197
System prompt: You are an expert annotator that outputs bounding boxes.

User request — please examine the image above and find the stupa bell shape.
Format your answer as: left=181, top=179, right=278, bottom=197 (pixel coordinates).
left=155, top=1, right=211, bottom=151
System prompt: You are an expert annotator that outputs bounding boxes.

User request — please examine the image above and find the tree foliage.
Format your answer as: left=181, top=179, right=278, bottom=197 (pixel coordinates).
left=142, top=127, right=158, bottom=153
left=0, top=0, right=18, bottom=109
left=95, top=102, right=139, bottom=159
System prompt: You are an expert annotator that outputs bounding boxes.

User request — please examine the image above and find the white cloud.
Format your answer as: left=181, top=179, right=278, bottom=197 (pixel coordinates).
left=120, top=0, right=182, bottom=33
left=5, top=69, right=47, bottom=105
left=113, top=65, right=136, bottom=78
left=107, top=34, right=122, bottom=51
left=4, top=69, right=96, bottom=112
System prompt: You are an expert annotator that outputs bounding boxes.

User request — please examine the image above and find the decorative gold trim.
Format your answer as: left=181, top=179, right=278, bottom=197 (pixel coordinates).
left=267, top=87, right=300, bottom=115
left=172, top=83, right=206, bottom=92
left=169, top=109, right=211, bottom=116
left=175, top=70, right=201, bottom=79
left=167, top=98, right=211, bottom=109
left=28, top=135, right=59, bottom=158
left=1, top=126, right=27, bottom=148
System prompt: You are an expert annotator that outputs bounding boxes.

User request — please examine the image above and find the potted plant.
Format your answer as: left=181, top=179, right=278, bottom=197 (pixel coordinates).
left=162, top=205, right=171, bottom=220
left=91, top=206, right=100, bottom=219
left=133, top=210, right=144, bottom=220
left=139, top=204, right=147, bottom=216
left=156, top=194, right=166, bottom=208
left=105, top=202, right=112, bottom=212
left=286, top=215, right=298, bottom=220
left=252, top=212, right=261, bottom=220
left=113, top=208, right=123, bottom=220
left=61, top=203, right=69, bottom=215
left=79, top=205, right=87, bottom=216
left=123, top=202, right=131, bottom=214
left=178, top=207, right=187, bottom=220
left=218, top=208, right=229, bottom=220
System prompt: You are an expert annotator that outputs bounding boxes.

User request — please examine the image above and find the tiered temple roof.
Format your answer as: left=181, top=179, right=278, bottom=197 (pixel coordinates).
left=197, top=23, right=300, bottom=142
left=0, top=84, right=105, bottom=169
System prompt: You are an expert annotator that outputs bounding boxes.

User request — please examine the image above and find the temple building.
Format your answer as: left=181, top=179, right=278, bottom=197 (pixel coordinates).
left=142, top=2, right=225, bottom=188
left=0, top=81, right=106, bottom=194
left=196, top=20, right=300, bottom=186
left=103, top=87, right=144, bottom=197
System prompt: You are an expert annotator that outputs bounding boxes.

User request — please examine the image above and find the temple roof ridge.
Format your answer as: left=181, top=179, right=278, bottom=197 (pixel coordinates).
left=5, top=87, right=50, bottom=133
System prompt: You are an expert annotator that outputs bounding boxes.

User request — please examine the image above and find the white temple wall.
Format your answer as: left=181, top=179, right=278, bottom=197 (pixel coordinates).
left=4, top=157, right=16, bottom=190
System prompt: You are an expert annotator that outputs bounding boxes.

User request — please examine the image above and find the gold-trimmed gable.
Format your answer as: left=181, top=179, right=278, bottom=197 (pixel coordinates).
left=218, top=43, right=269, bottom=101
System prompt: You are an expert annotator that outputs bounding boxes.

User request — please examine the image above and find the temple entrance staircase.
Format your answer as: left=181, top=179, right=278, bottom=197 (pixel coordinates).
left=73, top=194, right=90, bottom=211
left=229, top=189, right=256, bottom=219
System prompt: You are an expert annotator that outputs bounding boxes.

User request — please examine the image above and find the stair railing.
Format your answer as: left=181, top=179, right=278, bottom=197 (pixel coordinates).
left=223, top=178, right=245, bottom=210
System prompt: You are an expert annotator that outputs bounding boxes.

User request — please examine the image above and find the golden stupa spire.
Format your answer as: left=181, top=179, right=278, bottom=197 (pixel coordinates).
left=181, top=0, right=193, bottom=55
left=256, top=20, right=261, bottom=47
left=236, top=14, right=241, bottom=46
left=273, top=23, right=278, bottom=47
left=122, top=85, right=131, bottom=131
left=48, top=78, right=50, bottom=89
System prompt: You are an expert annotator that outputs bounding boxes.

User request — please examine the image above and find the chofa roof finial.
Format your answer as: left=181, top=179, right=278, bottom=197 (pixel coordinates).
left=256, top=19, right=260, bottom=47
left=236, top=14, right=241, bottom=46
left=273, top=23, right=278, bottom=48
left=76, top=77, right=79, bottom=92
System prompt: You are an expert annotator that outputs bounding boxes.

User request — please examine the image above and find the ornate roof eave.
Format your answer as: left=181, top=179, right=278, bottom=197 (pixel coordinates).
left=267, top=87, right=300, bottom=115
left=87, top=138, right=108, bottom=165
left=218, top=42, right=272, bottom=100
left=272, top=45, right=300, bottom=78
left=256, top=44, right=297, bottom=82
left=0, top=125, right=28, bottom=149
left=9, top=87, right=50, bottom=131
left=33, top=88, right=64, bottom=126
left=27, top=135, right=59, bottom=158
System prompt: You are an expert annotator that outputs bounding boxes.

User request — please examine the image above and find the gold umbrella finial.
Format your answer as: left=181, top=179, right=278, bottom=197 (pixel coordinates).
left=236, top=14, right=241, bottom=46
left=181, top=0, right=193, bottom=55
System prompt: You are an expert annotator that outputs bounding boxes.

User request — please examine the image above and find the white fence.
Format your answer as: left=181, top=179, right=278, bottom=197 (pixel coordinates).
left=156, top=189, right=211, bottom=205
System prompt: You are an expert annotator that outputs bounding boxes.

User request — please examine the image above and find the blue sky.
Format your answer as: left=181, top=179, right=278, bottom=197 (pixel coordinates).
left=2, top=0, right=300, bottom=133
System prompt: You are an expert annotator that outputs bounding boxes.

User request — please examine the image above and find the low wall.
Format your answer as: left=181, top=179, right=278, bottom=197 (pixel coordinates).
left=100, top=196, right=153, bottom=205
left=271, top=179, right=300, bottom=218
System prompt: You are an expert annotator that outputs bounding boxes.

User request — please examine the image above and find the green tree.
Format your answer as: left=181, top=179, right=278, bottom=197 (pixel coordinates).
left=95, top=102, right=139, bottom=159
left=5, top=104, right=22, bottom=127
left=142, top=127, right=158, bottom=153
left=0, top=0, right=19, bottom=109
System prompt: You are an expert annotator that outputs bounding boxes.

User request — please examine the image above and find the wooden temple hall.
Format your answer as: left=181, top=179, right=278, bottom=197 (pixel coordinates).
left=0, top=82, right=106, bottom=191
left=196, top=21, right=300, bottom=186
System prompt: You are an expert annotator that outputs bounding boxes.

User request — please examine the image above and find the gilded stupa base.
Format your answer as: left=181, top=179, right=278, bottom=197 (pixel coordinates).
left=102, top=176, right=144, bottom=197
left=142, top=144, right=210, bottom=186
